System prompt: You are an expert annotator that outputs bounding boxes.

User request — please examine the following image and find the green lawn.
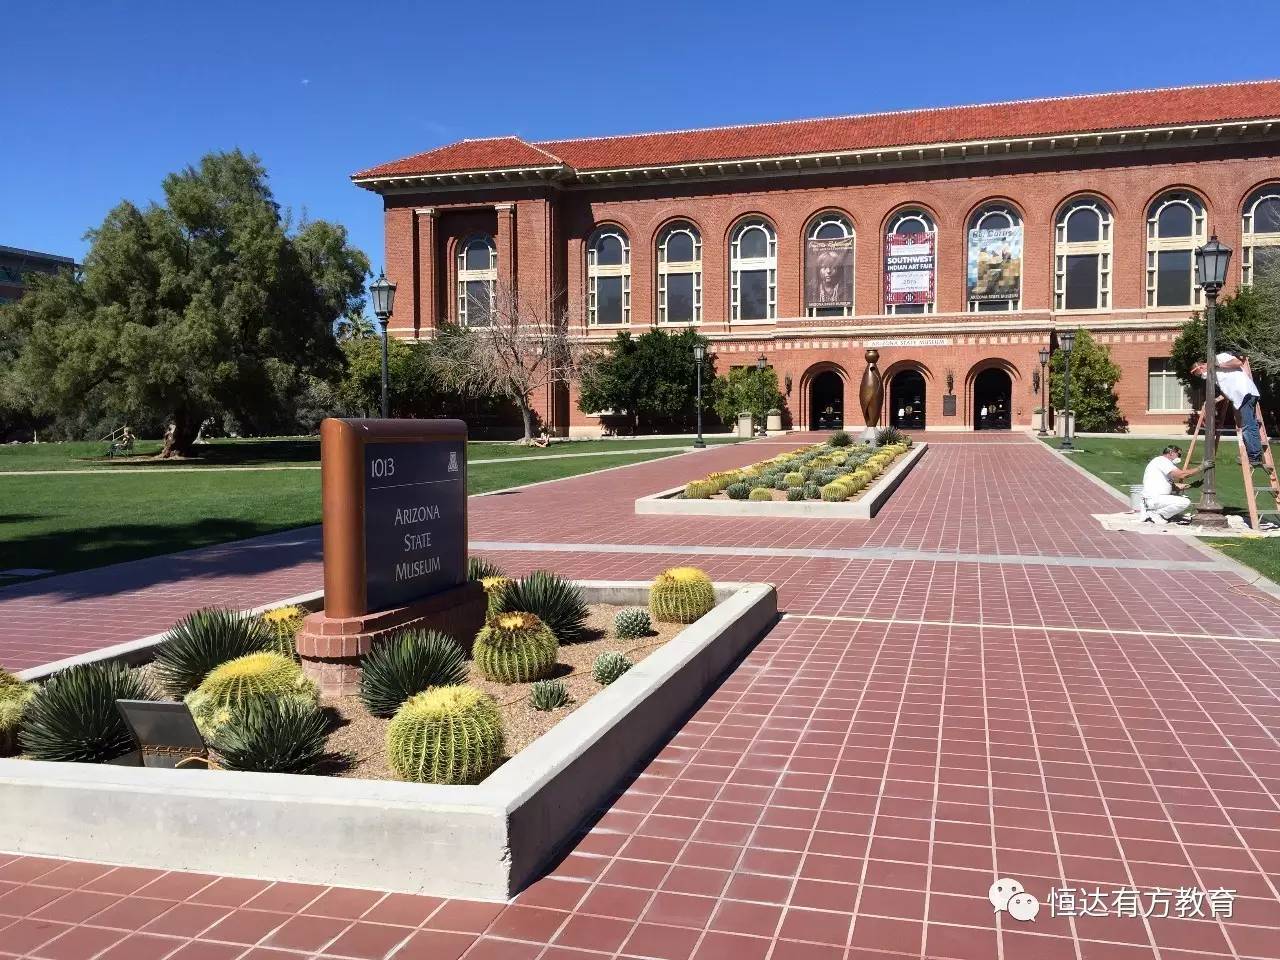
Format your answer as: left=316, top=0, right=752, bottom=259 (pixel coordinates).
left=0, top=448, right=687, bottom=576
left=1041, top=436, right=1280, bottom=583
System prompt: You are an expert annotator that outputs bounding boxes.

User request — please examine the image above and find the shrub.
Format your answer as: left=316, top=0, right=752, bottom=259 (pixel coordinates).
left=258, top=606, right=304, bottom=659
left=186, top=652, right=318, bottom=738
left=786, top=486, right=805, bottom=501
left=593, top=652, right=633, bottom=686
left=153, top=608, right=275, bottom=697
left=875, top=426, right=905, bottom=447
left=772, top=475, right=790, bottom=491
left=386, top=686, right=503, bottom=784
left=614, top=607, right=651, bottom=639
left=725, top=482, right=750, bottom=500
left=829, top=430, right=852, bottom=447
left=21, top=662, right=156, bottom=764
left=747, top=476, right=771, bottom=490
left=783, top=471, right=804, bottom=486
left=360, top=629, right=468, bottom=717
left=467, top=556, right=504, bottom=581
left=530, top=679, right=570, bottom=711
left=211, top=697, right=330, bottom=774
left=474, top=612, right=559, bottom=684
left=495, top=571, right=589, bottom=643
left=650, top=567, right=716, bottom=623
left=481, top=575, right=512, bottom=615
left=804, top=482, right=822, bottom=500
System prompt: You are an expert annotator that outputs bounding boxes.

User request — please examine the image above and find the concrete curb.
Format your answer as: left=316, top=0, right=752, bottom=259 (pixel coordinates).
left=0, top=580, right=777, bottom=901
left=634, top=443, right=927, bottom=519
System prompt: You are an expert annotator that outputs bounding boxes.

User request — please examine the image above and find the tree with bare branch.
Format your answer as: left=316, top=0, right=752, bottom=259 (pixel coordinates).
left=431, top=282, right=594, bottom=442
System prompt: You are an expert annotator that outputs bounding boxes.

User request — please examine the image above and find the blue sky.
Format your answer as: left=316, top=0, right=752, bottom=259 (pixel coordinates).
left=5, top=0, right=1277, bottom=280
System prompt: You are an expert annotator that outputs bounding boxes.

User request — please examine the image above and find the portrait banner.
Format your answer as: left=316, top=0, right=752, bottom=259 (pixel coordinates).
left=805, top=237, right=854, bottom=308
left=967, top=226, right=1023, bottom=302
left=883, top=233, right=935, bottom=305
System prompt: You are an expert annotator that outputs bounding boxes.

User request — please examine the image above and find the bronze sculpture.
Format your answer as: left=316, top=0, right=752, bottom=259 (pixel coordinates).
left=859, top=348, right=883, bottom=440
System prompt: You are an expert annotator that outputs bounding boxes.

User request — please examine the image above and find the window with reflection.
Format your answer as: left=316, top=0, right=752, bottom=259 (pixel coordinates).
left=805, top=213, right=855, bottom=318
left=1243, top=185, right=1280, bottom=287
left=1146, top=192, right=1206, bottom=308
left=885, top=210, right=936, bottom=315
left=657, top=221, right=702, bottom=324
left=456, top=235, right=496, bottom=326
left=730, top=218, right=777, bottom=321
left=587, top=227, right=630, bottom=325
left=967, top=204, right=1023, bottom=312
left=1054, top=198, right=1112, bottom=311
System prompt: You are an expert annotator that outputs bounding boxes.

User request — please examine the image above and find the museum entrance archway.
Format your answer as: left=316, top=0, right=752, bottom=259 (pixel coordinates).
left=889, top=370, right=926, bottom=430
left=809, top=371, right=844, bottom=430
left=973, top=368, right=1012, bottom=430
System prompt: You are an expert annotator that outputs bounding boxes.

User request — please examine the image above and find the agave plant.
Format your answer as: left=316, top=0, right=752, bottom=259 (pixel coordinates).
left=467, top=556, right=504, bottom=581
left=21, top=662, right=156, bottom=764
left=529, top=679, right=571, bottom=711
left=153, top=608, right=274, bottom=696
left=360, top=629, right=468, bottom=717
left=211, top=697, right=331, bottom=774
left=495, top=570, right=589, bottom=644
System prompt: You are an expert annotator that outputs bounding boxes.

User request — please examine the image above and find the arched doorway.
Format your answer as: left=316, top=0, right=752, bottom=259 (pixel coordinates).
left=890, top=370, right=926, bottom=429
left=809, top=371, right=844, bottom=430
left=973, top=368, right=1012, bottom=430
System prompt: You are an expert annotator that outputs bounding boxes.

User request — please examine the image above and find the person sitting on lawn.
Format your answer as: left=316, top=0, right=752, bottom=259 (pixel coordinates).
left=1140, top=444, right=1202, bottom=525
left=531, top=430, right=551, bottom=448
left=1191, top=351, right=1266, bottom=467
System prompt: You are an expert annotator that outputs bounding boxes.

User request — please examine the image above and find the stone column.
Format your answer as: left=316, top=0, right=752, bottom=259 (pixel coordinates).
left=414, top=207, right=437, bottom=335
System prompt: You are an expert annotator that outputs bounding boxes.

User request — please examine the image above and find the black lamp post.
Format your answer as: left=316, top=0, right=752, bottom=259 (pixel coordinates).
left=755, top=354, right=767, bottom=435
left=1059, top=328, right=1076, bottom=450
left=1196, top=235, right=1232, bottom=520
left=693, top=342, right=706, bottom=449
left=369, top=271, right=397, bottom=419
left=1038, top=346, right=1050, bottom=437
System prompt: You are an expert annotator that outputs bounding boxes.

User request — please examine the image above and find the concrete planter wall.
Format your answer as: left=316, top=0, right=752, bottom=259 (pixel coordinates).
left=0, top=580, right=776, bottom=901
left=636, top=442, right=927, bottom=519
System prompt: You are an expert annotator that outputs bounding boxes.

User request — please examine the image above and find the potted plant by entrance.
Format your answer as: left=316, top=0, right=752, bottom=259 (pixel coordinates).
left=766, top=408, right=782, bottom=433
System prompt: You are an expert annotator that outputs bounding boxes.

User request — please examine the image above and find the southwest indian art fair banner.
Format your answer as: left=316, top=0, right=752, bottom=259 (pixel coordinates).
left=805, top=237, right=855, bottom=308
left=967, top=226, right=1023, bottom=303
left=883, top=232, right=935, bottom=306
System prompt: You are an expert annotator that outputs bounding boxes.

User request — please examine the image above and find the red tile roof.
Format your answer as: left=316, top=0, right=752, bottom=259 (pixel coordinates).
left=352, top=80, right=1280, bottom=180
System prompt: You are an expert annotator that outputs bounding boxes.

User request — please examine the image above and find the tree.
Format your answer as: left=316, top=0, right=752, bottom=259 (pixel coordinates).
left=0, top=150, right=368, bottom=456
left=576, top=328, right=712, bottom=433
left=1049, top=328, right=1124, bottom=432
left=431, top=283, right=587, bottom=441
left=711, top=367, right=785, bottom=427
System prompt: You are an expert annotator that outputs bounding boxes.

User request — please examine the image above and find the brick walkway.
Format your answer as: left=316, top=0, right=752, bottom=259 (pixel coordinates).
left=2, top=433, right=1278, bottom=959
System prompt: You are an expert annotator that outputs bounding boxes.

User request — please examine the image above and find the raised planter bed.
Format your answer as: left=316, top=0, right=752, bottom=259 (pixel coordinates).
left=636, top=442, right=927, bottom=519
left=0, top=580, right=776, bottom=901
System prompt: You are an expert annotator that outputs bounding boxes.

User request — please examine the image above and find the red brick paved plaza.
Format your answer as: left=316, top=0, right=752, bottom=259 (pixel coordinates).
left=2, top=434, right=1278, bottom=959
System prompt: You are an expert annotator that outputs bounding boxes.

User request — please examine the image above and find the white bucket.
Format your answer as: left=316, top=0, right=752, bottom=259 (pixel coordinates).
left=1129, top=484, right=1145, bottom=511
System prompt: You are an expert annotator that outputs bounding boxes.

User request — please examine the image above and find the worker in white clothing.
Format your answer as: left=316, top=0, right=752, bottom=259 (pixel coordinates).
left=1141, top=445, right=1203, bottom=524
left=1191, top=352, right=1265, bottom=467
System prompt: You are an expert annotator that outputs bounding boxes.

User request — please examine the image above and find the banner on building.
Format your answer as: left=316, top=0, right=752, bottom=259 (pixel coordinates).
left=883, top=233, right=935, bottom=305
left=805, top=237, right=855, bottom=308
left=967, top=226, right=1023, bottom=302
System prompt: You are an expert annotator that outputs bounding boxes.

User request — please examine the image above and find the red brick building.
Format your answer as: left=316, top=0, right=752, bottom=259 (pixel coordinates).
left=353, top=80, right=1280, bottom=435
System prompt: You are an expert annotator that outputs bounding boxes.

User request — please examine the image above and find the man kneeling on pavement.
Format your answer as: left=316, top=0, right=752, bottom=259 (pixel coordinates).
left=1141, top=445, right=1203, bottom=524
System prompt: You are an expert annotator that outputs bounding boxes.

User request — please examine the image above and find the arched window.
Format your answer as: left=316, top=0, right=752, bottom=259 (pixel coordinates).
left=657, top=221, right=702, bottom=324
left=730, top=218, right=777, bottom=321
left=1054, top=198, right=1112, bottom=311
left=587, top=227, right=630, bottom=325
left=967, top=204, right=1022, bottom=312
left=884, top=210, right=936, bottom=315
left=805, top=213, right=855, bottom=318
left=1146, top=191, right=1206, bottom=308
left=456, top=235, right=496, bottom=326
left=1242, top=185, right=1280, bottom=286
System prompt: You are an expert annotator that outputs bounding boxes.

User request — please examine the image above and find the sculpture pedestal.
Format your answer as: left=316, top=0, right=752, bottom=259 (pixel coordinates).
left=859, top=427, right=878, bottom=443
left=295, top=580, right=486, bottom=696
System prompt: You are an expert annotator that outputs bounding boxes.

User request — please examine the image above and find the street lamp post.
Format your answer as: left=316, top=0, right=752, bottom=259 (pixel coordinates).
left=1059, top=328, right=1076, bottom=450
left=693, top=342, right=706, bottom=449
left=369, top=271, right=397, bottom=419
left=1195, top=235, right=1232, bottom=520
left=1038, top=346, right=1050, bottom=437
left=755, top=354, right=768, bottom=436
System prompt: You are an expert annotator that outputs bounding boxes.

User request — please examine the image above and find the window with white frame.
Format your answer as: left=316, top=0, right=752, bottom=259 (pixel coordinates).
left=1054, top=198, right=1112, bottom=311
left=657, top=221, right=702, bottom=324
left=967, top=204, right=1022, bottom=312
left=1146, top=192, right=1206, bottom=308
left=587, top=226, right=630, bottom=325
left=730, top=218, right=777, bottom=321
left=1147, top=357, right=1192, bottom=412
left=806, top=213, right=854, bottom=318
left=885, top=210, right=936, bottom=315
left=456, top=235, right=496, bottom=326
left=1242, top=185, right=1280, bottom=287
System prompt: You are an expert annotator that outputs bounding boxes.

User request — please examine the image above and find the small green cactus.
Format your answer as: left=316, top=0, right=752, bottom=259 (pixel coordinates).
left=650, top=567, right=716, bottom=624
left=258, top=606, right=305, bottom=658
left=0, top=669, right=35, bottom=756
left=748, top=488, right=773, bottom=501
left=386, top=685, right=504, bottom=784
left=725, top=482, right=750, bottom=500
left=593, top=652, right=633, bottom=686
left=185, top=652, right=318, bottom=737
left=783, top=471, right=804, bottom=486
left=481, top=575, right=512, bottom=615
left=786, top=486, right=805, bottom=501
left=821, top=481, right=851, bottom=502
left=614, top=607, right=652, bottom=639
left=474, top=611, right=559, bottom=683
left=683, top=480, right=715, bottom=499
left=529, top=679, right=570, bottom=711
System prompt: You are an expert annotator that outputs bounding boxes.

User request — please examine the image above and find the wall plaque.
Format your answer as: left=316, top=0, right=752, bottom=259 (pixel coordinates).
left=942, top=395, right=957, bottom=416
